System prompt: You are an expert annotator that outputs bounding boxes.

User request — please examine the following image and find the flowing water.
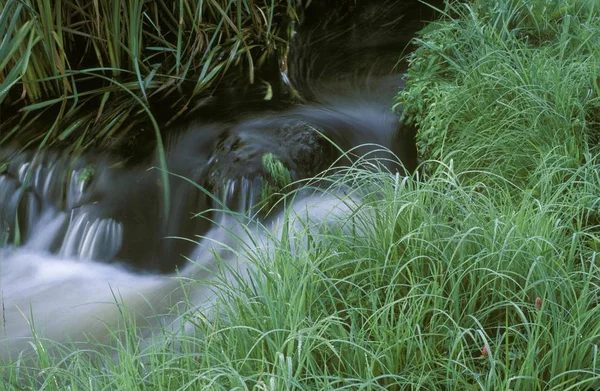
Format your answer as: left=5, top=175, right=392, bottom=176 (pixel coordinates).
left=0, top=110, right=401, bottom=358
left=0, top=0, right=439, bottom=360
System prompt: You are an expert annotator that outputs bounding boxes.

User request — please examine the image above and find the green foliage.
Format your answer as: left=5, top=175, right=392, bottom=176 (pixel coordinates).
left=77, top=164, right=94, bottom=184
left=396, top=0, right=600, bottom=189
left=0, top=0, right=301, bottom=152
left=262, top=152, right=292, bottom=187
left=259, top=152, right=293, bottom=213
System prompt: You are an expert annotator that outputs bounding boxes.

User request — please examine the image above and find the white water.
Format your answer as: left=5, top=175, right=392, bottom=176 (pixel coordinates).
left=0, top=86, right=408, bottom=361
left=0, top=181, right=363, bottom=360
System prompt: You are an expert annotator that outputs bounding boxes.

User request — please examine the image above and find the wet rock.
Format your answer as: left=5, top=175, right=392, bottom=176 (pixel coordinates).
left=204, top=117, right=330, bottom=204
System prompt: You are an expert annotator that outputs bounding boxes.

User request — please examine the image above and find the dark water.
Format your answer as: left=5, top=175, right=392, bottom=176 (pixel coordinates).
left=0, top=0, right=441, bottom=360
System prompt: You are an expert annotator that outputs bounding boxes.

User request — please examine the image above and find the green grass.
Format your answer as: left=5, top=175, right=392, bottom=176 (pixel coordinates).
left=396, top=0, right=600, bottom=191
left=3, top=159, right=600, bottom=389
left=0, top=0, right=302, bottom=222
left=259, top=152, right=293, bottom=213
left=3, top=0, right=600, bottom=389
left=0, top=0, right=301, bottom=154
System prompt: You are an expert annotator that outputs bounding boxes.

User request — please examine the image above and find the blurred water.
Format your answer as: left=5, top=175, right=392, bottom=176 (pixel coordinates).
left=0, top=0, right=439, bottom=361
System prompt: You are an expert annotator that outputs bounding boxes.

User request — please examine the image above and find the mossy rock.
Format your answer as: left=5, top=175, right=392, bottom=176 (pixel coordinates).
left=204, top=117, right=330, bottom=212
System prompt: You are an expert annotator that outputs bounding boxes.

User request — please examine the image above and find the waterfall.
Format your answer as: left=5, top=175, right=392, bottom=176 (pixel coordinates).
left=59, top=210, right=123, bottom=261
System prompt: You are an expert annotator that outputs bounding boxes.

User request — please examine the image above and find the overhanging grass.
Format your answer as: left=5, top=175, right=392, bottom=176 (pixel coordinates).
left=2, top=158, right=600, bottom=390
left=0, top=0, right=302, bottom=224
left=0, top=0, right=301, bottom=154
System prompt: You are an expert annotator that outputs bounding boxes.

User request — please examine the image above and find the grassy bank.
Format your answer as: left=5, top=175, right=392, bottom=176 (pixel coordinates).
left=397, top=0, right=600, bottom=190
left=3, top=0, right=600, bottom=389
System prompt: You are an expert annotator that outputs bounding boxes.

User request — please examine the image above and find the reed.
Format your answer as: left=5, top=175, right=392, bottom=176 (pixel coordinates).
left=0, top=0, right=301, bottom=154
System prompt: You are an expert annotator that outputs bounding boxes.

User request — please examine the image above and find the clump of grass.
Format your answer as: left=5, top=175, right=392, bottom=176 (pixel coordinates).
left=0, top=0, right=302, bottom=154
left=259, top=152, right=293, bottom=212
left=396, top=0, right=600, bottom=190
left=262, top=152, right=292, bottom=187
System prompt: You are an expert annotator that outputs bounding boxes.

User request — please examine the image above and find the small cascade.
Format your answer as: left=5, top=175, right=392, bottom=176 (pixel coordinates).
left=24, top=211, right=68, bottom=251
left=60, top=210, right=123, bottom=261
left=66, top=165, right=92, bottom=209
left=23, top=191, right=41, bottom=236
left=0, top=152, right=123, bottom=264
left=0, top=174, right=19, bottom=237
left=217, top=177, right=263, bottom=218
left=0, top=171, right=41, bottom=244
left=11, top=152, right=94, bottom=209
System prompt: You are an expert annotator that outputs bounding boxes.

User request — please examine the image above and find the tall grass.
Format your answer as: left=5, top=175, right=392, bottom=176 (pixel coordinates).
left=0, top=0, right=301, bottom=221
left=397, top=0, right=600, bottom=191
left=0, top=0, right=301, bottom=153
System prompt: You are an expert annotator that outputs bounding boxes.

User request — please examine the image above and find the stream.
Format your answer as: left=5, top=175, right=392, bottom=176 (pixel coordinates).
left=0, top=0, right=438, bottom=360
